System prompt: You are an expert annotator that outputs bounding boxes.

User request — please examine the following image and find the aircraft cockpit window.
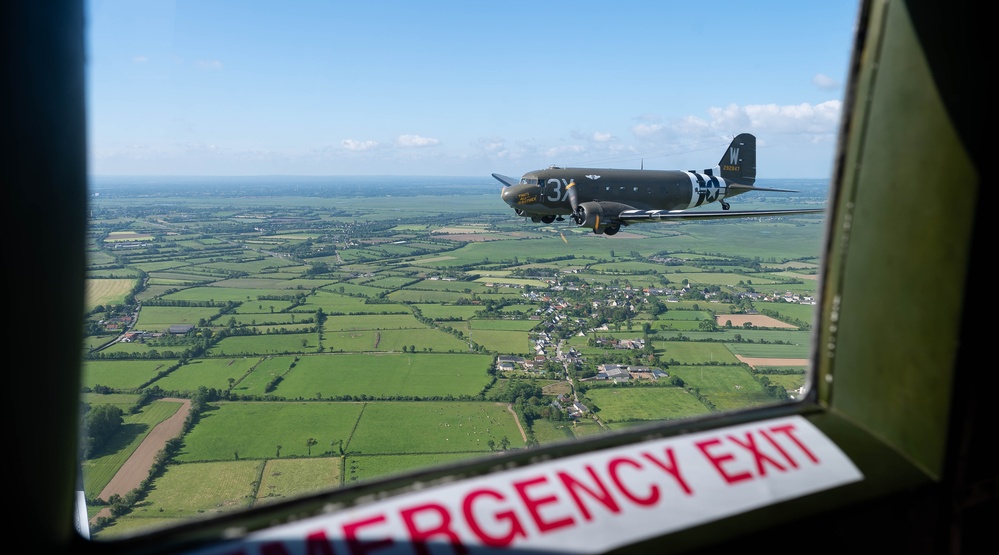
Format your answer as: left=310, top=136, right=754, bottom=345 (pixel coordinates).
left=77, top=0, right=852, bottom=542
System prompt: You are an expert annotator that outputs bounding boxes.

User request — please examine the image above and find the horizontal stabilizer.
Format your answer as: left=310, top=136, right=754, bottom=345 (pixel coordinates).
left=727, top=183, right=799, bottom=193
left=618, top=207, right=825, bottom=222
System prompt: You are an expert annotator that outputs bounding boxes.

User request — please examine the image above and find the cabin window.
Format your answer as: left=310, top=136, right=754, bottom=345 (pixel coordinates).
left=76, top=0, right=851, bottom=542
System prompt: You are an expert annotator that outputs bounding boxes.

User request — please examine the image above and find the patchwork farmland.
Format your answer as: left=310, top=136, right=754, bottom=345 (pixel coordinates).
left=80, top=177, right=826, bottom=537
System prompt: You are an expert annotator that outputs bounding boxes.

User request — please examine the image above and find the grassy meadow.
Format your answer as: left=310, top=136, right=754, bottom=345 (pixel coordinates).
left=81, top=180, right=827, bottom=537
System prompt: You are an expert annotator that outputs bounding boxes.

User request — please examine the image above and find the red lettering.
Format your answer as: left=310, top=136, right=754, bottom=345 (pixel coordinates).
left=759, top=429, right=798, bottom=469
left=557, top=466, right=620, bottom=520
left=462, top=488, right=526, bottom=547
left=641, top=448, right=693, bottom=496
left=343, top=515, right=393, bottom=555
left=305, top=530, right=333, bottom=555
left=305, top=531, right=337, bottom=555
left=513, top=476, right=574, bottom=533
left=728, top=432, right=786, bottom=476
left=261, top=542, right=292, bottom=555
left=768, top=424, right=819, bottom=463
left=608, top=457, right=659, bottom=506
left=399, top=503, right=466, bottom=555
left=695, top=438, right=751, bottom=484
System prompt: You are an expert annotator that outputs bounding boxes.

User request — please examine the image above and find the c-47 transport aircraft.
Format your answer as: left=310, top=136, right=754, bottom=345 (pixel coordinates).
left=494, top=133, right=824, bottom=235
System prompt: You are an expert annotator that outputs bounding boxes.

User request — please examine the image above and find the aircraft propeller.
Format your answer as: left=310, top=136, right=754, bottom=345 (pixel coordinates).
left=567, top=180, right=584, bottom=225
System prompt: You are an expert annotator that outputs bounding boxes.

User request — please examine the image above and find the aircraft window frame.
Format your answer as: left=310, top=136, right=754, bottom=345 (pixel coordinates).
left=10, top=0, right=983, bottom=552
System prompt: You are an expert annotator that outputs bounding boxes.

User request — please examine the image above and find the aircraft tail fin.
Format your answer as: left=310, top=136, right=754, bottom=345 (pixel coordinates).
left=718, top=133, right=756, bottom=186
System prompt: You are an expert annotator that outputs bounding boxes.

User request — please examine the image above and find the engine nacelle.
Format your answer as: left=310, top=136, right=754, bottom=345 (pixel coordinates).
left=577, top=201, right=606, bottom=230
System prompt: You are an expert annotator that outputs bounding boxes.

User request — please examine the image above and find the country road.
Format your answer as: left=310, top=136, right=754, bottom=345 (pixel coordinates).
left=90, top=398, right=192, bottom=524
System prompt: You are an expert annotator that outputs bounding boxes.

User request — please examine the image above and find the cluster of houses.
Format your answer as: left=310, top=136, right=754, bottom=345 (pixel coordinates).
left=592, top=363, right=668, bottom=382
left=551, top=395, right=589, bottom=419
left=593, top=337, right=645, bottom=349
left=495, top=355, right=538, bottom=372
left=116, top=324, right=194, bottom=343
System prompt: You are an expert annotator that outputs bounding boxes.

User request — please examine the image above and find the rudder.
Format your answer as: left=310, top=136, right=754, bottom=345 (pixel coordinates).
left=718, top=133, right=756, bottom=186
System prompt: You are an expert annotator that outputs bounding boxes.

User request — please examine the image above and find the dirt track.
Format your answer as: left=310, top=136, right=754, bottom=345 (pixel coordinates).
left=506, top=403, right=527, bottom=442
left=735, top=355, right=810, bottom=368
left=91, top=398, right=191, bottom=522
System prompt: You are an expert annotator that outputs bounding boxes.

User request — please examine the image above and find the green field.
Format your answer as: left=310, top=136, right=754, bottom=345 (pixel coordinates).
left=80, top=181, right=827, bottom=535
left=83, top=359, right=180, bottom=390
left=656, top=342, right=740, bottom=364
left=149, top=357, right=265, bottom=393
left=94, top=460, right=262, bottom=538
left=176, top=402, right=366, bottom=461
left=667, top=365, right=776, bottom=412
left=271, top=353, right=492, bottom=399
left=585, top=386, right=712, bottom=423
left=345, top=452, right=487, bottom=485
left=347, top=401, right=525, bottom=455
left=255, top=457, right=342, bottom=504
left=724, top=343, right=812, bottom=358
left=82, top=399, right=185, bottom=499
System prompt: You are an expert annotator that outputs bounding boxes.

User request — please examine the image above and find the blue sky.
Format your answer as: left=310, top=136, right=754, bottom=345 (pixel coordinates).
left=85, top=1, right=859, bottom=178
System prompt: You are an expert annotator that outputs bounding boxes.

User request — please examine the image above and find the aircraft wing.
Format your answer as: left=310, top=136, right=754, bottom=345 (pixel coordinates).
left=492, top=173, right=519, bottom=188
left=617, top=207, right=825, bottom=222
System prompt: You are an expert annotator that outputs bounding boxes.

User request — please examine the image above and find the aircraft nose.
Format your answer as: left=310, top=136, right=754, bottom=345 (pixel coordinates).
left=501, top=186, right=515, bottom=205
left=500, top=182, right=538, bottom=207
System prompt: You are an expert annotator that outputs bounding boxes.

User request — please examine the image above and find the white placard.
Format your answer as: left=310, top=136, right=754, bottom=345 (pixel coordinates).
left=189, top=415, right=861, bottom=555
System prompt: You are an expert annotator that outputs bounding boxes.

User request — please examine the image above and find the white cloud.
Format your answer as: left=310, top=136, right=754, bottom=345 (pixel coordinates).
left=196, top=59, right=223, bottom=70
left=632, top=101, right=842, bottom=141
left=132, top=55, right=148, bottom=63
left=737, top=101, right=842, bottom=133
left=570, top=130, right=614, bottom=142
left=543, top=144, right=586, bottom=160
left=396, top=134, right=441, bottom=148
left=631, top=122, right=666, bottom=138
left=341, top=139, right=379, bottom=151
left=812, top=73, right=839, bottom=90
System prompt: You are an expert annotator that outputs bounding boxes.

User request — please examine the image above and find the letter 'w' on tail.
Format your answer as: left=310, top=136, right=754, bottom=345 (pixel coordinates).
left=718, top=133, right=756, bottom=186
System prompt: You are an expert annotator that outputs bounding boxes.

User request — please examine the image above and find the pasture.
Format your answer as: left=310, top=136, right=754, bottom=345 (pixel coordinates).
left=149, top=357, right=264, bottom=393
left=103, top=460, right=262, bottom=533
left=255, top=458, right=341, bottom=505
left=347, top=401, right=524, bottom=455
left=271, top=353, right=492, bottom=399
left=344, top=453, right=487, bottom=485
left=585, top=387, right=711, bottom=423
left=667, top=365, right=776, bottom=412
left=754, top=300, right=817, bottom=322
left=468, top=319, right=539, bottom=331
left=414, top=303, right=481, bottom=320
left=83, top=359, right=179, bottom=390
left=230, top=355, right=295, bottom=395
left=322, top=313, right=425, bottom=331
left=762, top=372, right=809, bottom=394
left=465, top=329, right=531, bottom=355
left=530, top=420, right=577, bottom=445
left=134, top=306, right=223, bottom=331
left=655, top=341, right=740, bottom=364
left=725, top=342, right=813, bottom=358
left=207, top=334, right=317, bottom=356
left=175, top=402, right=366, bottom=461
left=355, top=328, right=472, bottom=352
